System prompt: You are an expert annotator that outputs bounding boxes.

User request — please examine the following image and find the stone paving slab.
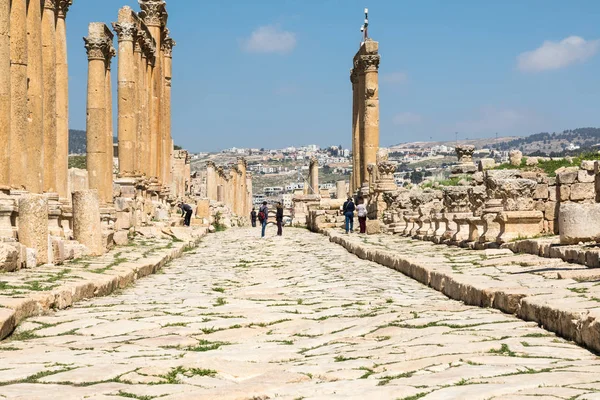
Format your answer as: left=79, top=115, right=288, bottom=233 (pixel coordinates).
left=327, top=229, right=600, bottom=356
left=0, top=226, right=206, bottom=341
left=1, top=227, right=599, bottom=399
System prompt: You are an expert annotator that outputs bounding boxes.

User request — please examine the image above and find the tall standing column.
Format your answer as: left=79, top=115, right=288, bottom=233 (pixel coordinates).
left=9, top=0, right=28, bottom=189
left=27, top=0, right=45, bottom=193
left=206, top=161, right=216, bottom=201
left=162, top=35, right=175, bottom=190
left=133, top=32, right=143, bottom=175
left=309, top=157, right=319, bottom=195
left=139, top=0, right=166, bottom=183
left=56, top=0, right=72, bottom=200
left=357, top=66, right=366, bottom=188
left=145, top=53, right=154, bottom=177
left=105, top=40, right=115, bottom=204
left=0, top=0, right=10, bottom=186
left=84, top=23, right=111, bottom=204
left=360, top=40, right=380, bottom=186
left=350, top=68, right=359, bottom=193
left=113, top=8, right=138, bottom=177
left=42, top=0, right=57, bottom=193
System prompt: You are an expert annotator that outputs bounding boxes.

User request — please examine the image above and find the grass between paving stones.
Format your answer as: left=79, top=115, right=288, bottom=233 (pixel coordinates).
left=159, top=366, right=218, bottom=384
left=488, top=343, right=516, bottom=357
left=0, top=367, right=76, bottom=386
left=117, top=391, right=156, bottom=400
left=396, top=393, right=428, bottom=400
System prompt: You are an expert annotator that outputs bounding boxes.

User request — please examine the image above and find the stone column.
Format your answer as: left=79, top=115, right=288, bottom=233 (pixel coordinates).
left=350, top=68, right=359, bottom=193
left=231, top=168, right=239, bottom=214
left=72, top=190, right=103, bottom=256
left=356, top=63, right=366, bottom=187
left=360, top=40, right=380, bottom=187
left=206, top=161, right=217, bottom=201
left=336, top=181, right=347, bottom=199
left=105, top=42, right=115, bottom=204
left=133, top=30, right=143, bottom=175
left=217, top=185, right=224, bottom=202
left=56, top=0, right=72, bottom=200
left=18, top=194, right=49, bottom=265
left=113, top=8, right=138, bottom=177
left=9, top=0, right=28, bottom=189
left=26, top=0, right=45, bottom=193
left=84, top=23, right=113, bottom=205
left=162, top=34, right=175, bottom=190
left=246, top=175, right=253, bottom=215
left=309, top=157, right=319, bottom=195
left=139, top=0, right=166, bottom=183
left=0, top=0, right=9, bottom=187
left=42, top=0, right=57, bottom=193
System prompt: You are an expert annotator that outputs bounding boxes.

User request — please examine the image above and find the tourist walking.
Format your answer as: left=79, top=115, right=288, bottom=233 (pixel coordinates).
left=357, top=198, right=367, bottom=234
left=259, top=201, right=269, bottom=238
left=276, top=202, right=284, bottom=236
left=343, top=197, right=355, bottom=234
left=179, top=202, right=193, bottom=227
left=250, top=208, right=257, bottom=227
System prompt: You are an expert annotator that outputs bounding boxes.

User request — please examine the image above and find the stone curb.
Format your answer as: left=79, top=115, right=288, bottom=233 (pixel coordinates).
left=0, top=234, right=204, bottom=342
left=325, top=230, right=600, bottom=354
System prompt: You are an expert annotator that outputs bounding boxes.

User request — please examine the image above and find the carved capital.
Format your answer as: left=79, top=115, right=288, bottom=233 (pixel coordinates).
left=138, top=0, right=167, bottom=27
left=162, top=36, right=176, bottom=57
left=43, top=0, right=57, bottom=11
left=56, top=0, right=72, bottom=18
left=359, top=54, right=380, bottom=72
left=83, top=36, right=111, bottom=61
left=112, top=22, right=137, bottom=42
left=350, top=68, right=358, bottom=84
left=377, top=161, right=397, bottom=176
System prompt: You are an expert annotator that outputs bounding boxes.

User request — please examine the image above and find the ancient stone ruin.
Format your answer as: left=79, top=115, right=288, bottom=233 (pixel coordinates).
left=0, top=0, right=252, bottom=272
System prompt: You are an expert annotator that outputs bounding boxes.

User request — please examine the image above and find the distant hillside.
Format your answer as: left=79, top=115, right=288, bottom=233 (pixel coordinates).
left=491, top=128, right=600, bottom=155
left=69, top=130, right=117, bottom=155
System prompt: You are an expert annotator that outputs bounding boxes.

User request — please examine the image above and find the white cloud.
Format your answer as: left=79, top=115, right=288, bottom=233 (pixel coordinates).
left=381, top=71, right=408, bottom=85
left=241, top=25, right=297, bottom=54
left=517, top=36, right=600, bottom=72
left=393, top=112, right=422, bottom=126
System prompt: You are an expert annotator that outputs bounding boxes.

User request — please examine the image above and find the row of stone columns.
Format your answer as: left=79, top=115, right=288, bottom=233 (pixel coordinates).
left=350, top=39, right=380, bottom=194
left=1, top=0, right=72, bottom=199
left=113, top=2, right=175, bottom=192
left=206, top=159, right=251, bottom=218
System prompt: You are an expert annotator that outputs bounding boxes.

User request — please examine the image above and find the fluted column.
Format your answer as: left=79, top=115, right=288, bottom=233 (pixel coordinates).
left=360, top=40, right=380, bottom=186
left=42, top=0, right=57, bottom=193
left=0, top=0, right=10, bottom=186
left=9, top=0, right=28, bottom=189
left=27, top=0, right=45, bottom=193
left=113, top=8, right=138, bottom=177
left=84, top=23, right=113, bottom=205
left=56, top=0, right=72, bottom=200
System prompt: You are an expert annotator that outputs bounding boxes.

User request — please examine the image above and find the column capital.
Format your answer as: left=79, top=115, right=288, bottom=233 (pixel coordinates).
left=83, top=36, right=111, bottom=61
left=162, top=36, right=176, bottom=57
left=43, top=0, right=57, bottom=11
left=350, top=68, right=358, bottom=84
left=359, top=54, right=380, bottom=72
left=138, top=0, right=167, bottom=28
left=56, top=0, right=73, bottom=18
left=112, top=21, right=137, bottom=42
left=206, top=161, right=216, bottom=169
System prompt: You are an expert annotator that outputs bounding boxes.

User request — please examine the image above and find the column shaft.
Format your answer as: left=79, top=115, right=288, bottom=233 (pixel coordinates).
left=9, top=0, right=28, bottom=188
left=114, top=17, right=137, bottom=176
left=163, top=49, right=173, bottom=191
left=357, top=71, right=366, bottom=187
left=134, top=48, right=143, bottom=175
left=0, top=0, right=9, bottom=186
left=105, top=65, right=114, bottom=204
left=148, top=25, right=162, bottom=182
left=56, top=4, right=70, bottom=199
left=42, top=0, right=57, bottom=193
left=26, top=0, right=45, bottom=193
left=351, top=72, right=360, bottom=193
left=363, top=67, right=379, bottom=178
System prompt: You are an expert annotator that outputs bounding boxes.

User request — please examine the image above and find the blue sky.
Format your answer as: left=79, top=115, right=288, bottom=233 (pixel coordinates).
left=66, top=0, right=600, bottom=152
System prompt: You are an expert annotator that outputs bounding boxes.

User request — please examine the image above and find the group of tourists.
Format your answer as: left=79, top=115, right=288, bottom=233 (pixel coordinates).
left=342, top=197, right=367, bottom=234
left=250, top=201, right=284, bottom=238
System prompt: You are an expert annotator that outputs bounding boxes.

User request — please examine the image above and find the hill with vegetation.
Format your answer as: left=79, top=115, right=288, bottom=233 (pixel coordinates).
left=490, top=128, right=600, bottom=155
left=69, top=129, right=117, bottom=155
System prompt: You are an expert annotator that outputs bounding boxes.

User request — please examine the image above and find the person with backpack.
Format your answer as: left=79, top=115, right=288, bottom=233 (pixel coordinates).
left=259, top=201, right=269, bottom=238
left=357, top=198, right=367, bottom=234
left=342, top=197, right=356, bottom=234
left=250, top=208, right=257, bottom=227
left=276, top=202, right=284, bottom=236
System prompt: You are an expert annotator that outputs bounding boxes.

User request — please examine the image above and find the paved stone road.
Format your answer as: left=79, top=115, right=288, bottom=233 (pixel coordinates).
left=1, top=228, right=600, bottom=400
